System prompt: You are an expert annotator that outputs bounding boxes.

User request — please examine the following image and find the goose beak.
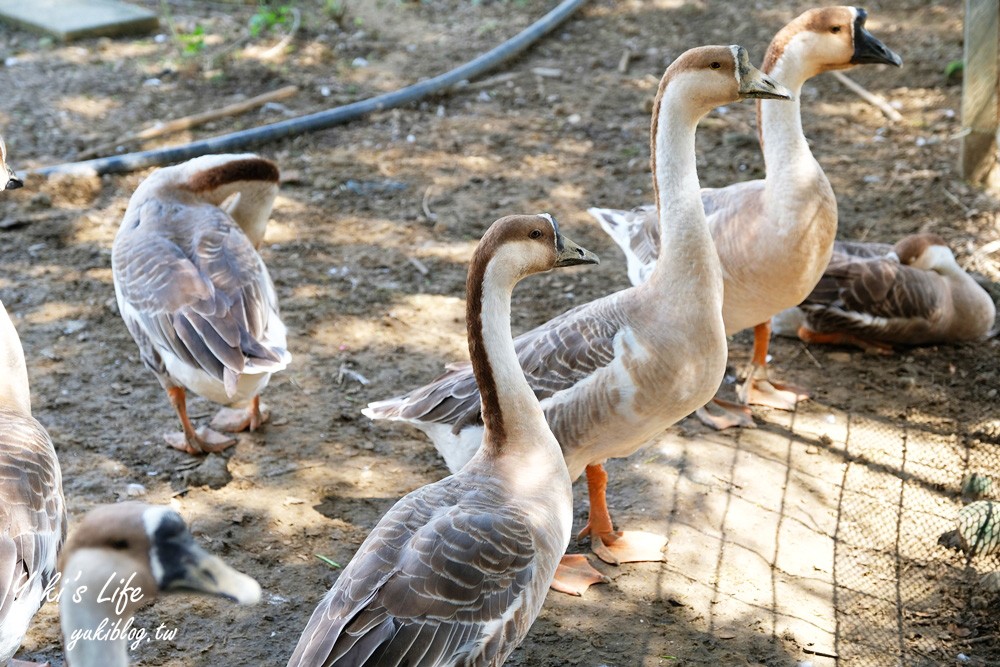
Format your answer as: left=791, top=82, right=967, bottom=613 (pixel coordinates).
left=160, top=541, right=262, bottom=605
left=733, top=47, right=794, bottom=100
left=554, top=235, right=600, bottom=268
left=850, top=9, right=902, bottom=68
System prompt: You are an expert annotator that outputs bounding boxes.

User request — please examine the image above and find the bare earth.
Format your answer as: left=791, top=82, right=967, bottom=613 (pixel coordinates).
left=2, top=1, right=999, bottom=666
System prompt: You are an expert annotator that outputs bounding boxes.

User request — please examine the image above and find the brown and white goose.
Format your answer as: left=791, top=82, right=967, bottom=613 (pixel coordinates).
left=589, top=7, right=901, bottom=429
left=1, top=135, right=24, bottom=191
left=363, top=47, right=792, bottom=592
left=59, top=502, right=261, bottom=667
left=287, top=215, right=598, bottom=666
left=0, top=301, right=65, bottom=667
left=771, top=233, right=997, bottom=352
left=112, top=154, right=290, bottom=455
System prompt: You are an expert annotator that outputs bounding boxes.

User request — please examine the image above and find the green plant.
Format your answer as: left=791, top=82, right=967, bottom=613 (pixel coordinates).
left=179, top=24, right=206, bottom=55
left=250, top=4, right=293, bottom=37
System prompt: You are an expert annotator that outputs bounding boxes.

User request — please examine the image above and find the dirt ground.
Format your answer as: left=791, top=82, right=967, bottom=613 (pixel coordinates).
left=2, top=0, right=999, bottom=665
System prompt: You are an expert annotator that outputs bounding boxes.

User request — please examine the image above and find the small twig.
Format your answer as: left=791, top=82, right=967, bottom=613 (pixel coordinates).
left=264, top=463, right=321, bottom=478
left=455, top=72, right=520, bottom=92
left=802, top=345, right=823, bottom=369
left=942, top=186, right=972, bottom=215
left=830, top=71, right=903, bottom=123
left=407, top=256, right=430, bottom=276
left=617, top=48, right=632, bottom=74
left=421, top=185, right=438, bottom=221
left=78, top=86, right=300, bottom=159
left=338, top=363, right=370, bottom=386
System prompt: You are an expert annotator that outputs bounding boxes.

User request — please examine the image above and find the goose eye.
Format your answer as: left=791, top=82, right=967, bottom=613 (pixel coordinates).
left=830, top=26, right=841, bottom=33
left=529, top=229, right=542, bottom=239
left=111, top=539, right=129, bottom=550
left=710, top=62, right=721, bottom=69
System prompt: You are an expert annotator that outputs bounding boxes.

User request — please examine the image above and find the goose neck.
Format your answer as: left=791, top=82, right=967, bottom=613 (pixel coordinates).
left=0, top=304, right=32, bottom=414
left=465, top=254, right=551, bottom=456
left=759, top=57, right=810, bottom=172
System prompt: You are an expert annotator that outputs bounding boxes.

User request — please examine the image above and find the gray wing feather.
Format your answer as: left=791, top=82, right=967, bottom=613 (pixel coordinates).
left=113, top=198, right=286, bottom=384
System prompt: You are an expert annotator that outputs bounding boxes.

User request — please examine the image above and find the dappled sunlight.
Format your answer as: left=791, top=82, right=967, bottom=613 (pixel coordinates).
left=56, top=95, right=119, bottom=120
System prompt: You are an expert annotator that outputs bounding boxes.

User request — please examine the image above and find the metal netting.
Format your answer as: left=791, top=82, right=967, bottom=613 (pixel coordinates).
left=833, top=411, right=1000, bottom=666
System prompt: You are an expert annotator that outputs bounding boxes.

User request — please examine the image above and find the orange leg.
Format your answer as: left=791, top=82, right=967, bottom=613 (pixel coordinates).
left=164, top=387, right=236, bottom=455
left=797, top=326, right=894, bottom=356
left=576, top=464, right=666, bottom=565
left=550, top=554, right=609, bottom=596
left=739, top=321, right=809, bottom=410
left=210, top=395, right=271, bottom=433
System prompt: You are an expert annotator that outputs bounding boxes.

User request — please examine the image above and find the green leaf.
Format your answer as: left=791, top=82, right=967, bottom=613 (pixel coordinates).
left=315, top=554, right=343, bottom=569
left=944, top=60, right=964, bottom=78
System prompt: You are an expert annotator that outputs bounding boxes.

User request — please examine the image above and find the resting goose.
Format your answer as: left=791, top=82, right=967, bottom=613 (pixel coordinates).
left=771, top=233, right=997, bottom=352
left=363, top=46, right=792, bottom=593
left=1, top=135, right=24, bottom=190
left=589, top=7, right=901, bottom=429
left=59, top=502, right=261, bottom=667
left=0, top=301, right=65, bottom=667
left=112, top=154, right=290, bottom=455
left=287, top=214, right=598, bottom=666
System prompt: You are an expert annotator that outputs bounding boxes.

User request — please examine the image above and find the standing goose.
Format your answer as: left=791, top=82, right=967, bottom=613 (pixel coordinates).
left=112, top=154, right=290, bottom=455
left=1, top=135, right=24, bottom=190
left=363, top=47, right=792, bottom=592
left=59, top=502, right=261, bottom=667
left=287, top=214, right=598, bottom=666
left=0, top=301, right=65, bottom=667
left=589, top=7, right=902, bottom=429
left=771, top=233, right=997, bottom=352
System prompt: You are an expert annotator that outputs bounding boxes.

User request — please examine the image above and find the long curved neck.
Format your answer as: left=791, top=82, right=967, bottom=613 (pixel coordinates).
left=466, top=254, right=550, bottom=456
left=0, top=304, right=32, bottom=415
left=646, top=87, right=718, bottom=288
left=759, top=53, right=813, bottom=173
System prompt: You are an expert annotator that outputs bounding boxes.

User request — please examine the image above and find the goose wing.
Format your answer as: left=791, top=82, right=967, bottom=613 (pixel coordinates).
left=368, top=300, right=623, bottom=434
left=113, top=198, right=288, bottom=391
left=0, top=410, right=64, bottom=644
left=287, top=480, right=541, bottom=667
left=801, top=253, right=945, bottom=336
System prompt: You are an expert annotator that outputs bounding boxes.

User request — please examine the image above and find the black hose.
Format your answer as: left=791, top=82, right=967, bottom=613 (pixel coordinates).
left=36, top=0, right=588, bottom=176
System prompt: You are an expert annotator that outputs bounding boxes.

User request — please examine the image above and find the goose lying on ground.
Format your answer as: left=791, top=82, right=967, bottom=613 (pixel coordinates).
left=589, top=7, right=901, bottom=429
left=0, top=301, right=65, bottom=667
left=1, top=135, right=24, bottom=190
left=287, top=214, right=598, bottom=666
left=363, top=46, right=792, bottom=594
left=59, top=502, right=261, bottom=667
left=112, top=155, right=290, bottom=455
left=771, top=233, right=997, bottom=352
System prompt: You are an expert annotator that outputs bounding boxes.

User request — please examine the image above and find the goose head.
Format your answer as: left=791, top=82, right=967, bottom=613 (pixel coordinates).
left=1, top=136, right=23, bottom=191
left=892, top=233, right=960, bottom=274
left=473, top=213, right=599, bottom=287
left=59, top=502, right=261, bottom=667
left=131, top=154, right=279, bottom=248
left=765, top=7, right=902, bottom=78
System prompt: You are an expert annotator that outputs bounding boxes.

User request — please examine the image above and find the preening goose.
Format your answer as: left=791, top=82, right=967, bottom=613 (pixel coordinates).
left=59, top=502, right=261, bottom=667
left=589, top=7, right=902, bottom=429
left=112, top=154, right=290, bottom=455
left=1, top=135, right=24, bottom=190
left=771, top=234, right=997, bottom=352
left=0, top=301, right=65, bottom=667
left=363, top=46, right=792, bottom=593
left=287, top=214, right=598, bottom=666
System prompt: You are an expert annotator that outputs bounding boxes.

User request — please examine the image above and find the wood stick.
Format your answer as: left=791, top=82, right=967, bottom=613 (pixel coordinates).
left=78, top=85, right=300, bottom=159
left=830, top=71, right=903, bottom=123
left=618, top=48, right=632, bottom=74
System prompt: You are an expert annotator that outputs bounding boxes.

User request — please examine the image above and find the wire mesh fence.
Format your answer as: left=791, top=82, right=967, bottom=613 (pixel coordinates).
left=832, top=411, right=1000, bottom=666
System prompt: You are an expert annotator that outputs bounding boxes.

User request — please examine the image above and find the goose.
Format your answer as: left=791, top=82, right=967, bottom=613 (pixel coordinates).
left=589, top=7, right=902, bottom=429
left=58, top=501, right=261, bottom=667
left=287, top=214, right=598, bottom=666
left=112, top=154, right=290, bottom=455
left=362, top=46, right=793, bottom=594
left=771, top=233, right=997, bottom=352
left=1, top=135, right=24, bottom=190
left=0, top=301, right=65, bottom=667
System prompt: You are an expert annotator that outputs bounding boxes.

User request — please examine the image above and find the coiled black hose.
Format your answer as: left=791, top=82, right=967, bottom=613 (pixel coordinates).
left=36, top=0, right=588, bottom=176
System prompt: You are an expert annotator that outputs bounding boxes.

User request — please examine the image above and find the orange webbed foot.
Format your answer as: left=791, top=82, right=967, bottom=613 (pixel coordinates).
left=210, top=399, right=270, bottom=433
left=740, top=376, right=809, bottom=411
left=577, top=523, right=667, bottom=566
left=695, top=398, right=756, bottom=431
left=164, top=427, right=236, bottom=455
left=550, top=554, right=610, bottom=596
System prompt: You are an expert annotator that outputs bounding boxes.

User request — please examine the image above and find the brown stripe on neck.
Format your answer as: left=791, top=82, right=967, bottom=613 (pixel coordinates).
left=465, top=231, right=506, bottom=447
left=185, top=158, right=279, bottom=193
left=648, top=68, right=672, bottom=208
